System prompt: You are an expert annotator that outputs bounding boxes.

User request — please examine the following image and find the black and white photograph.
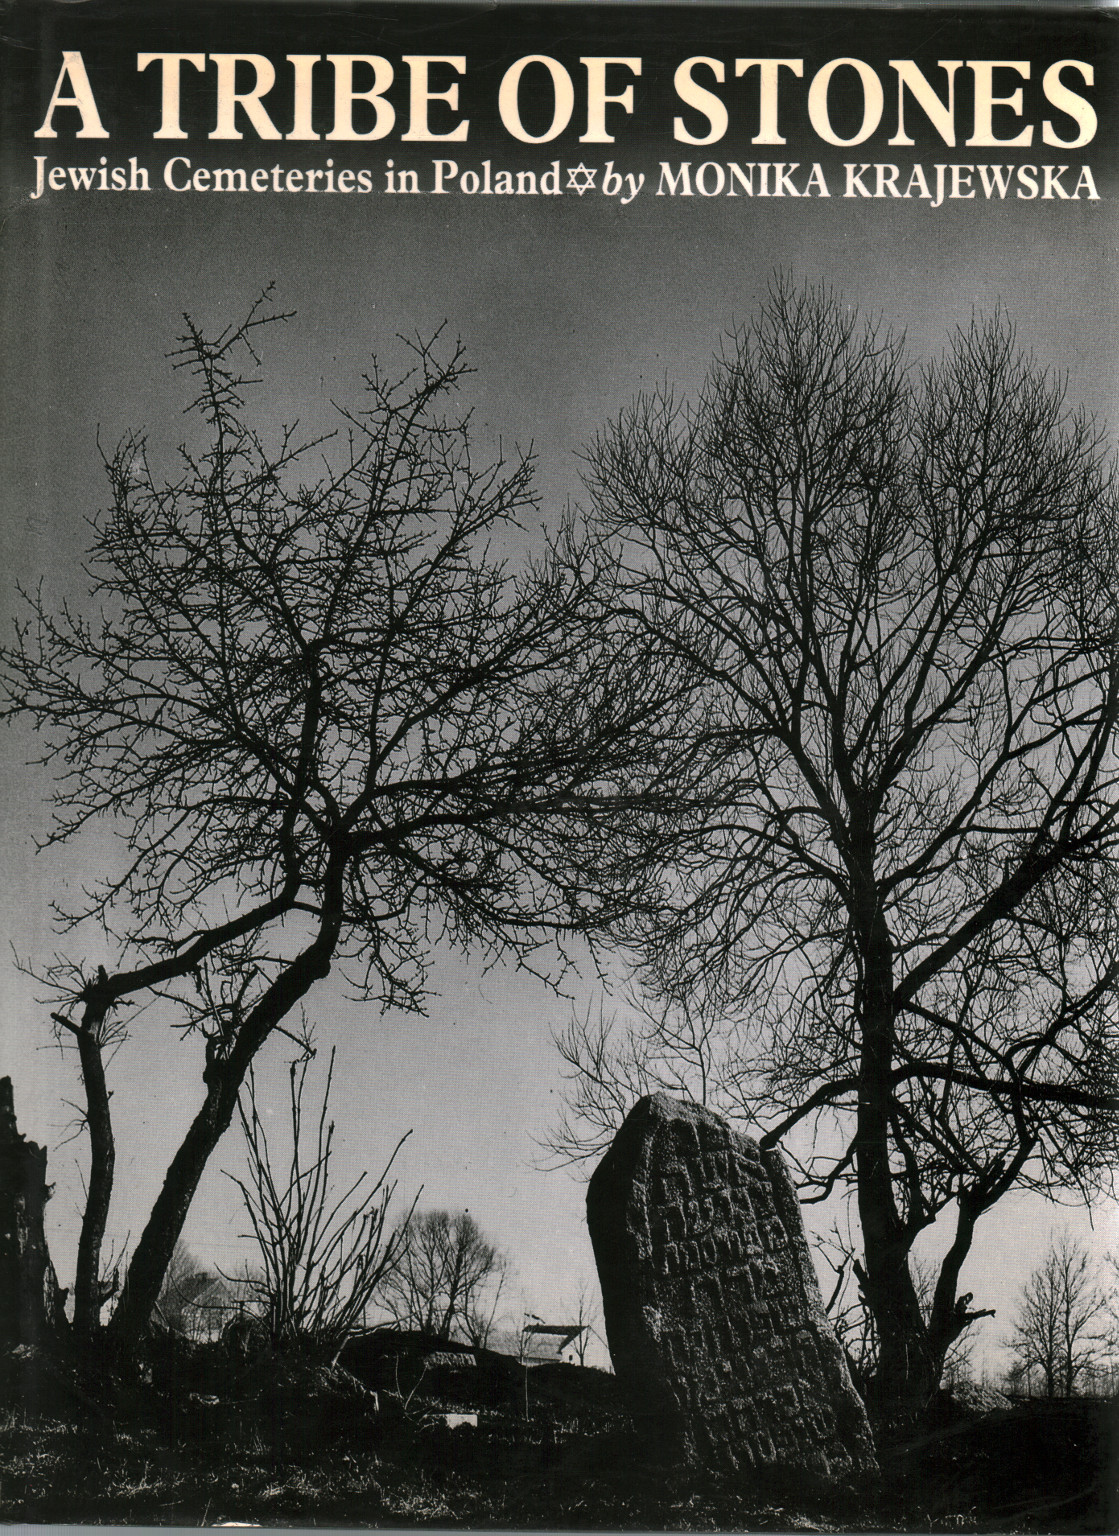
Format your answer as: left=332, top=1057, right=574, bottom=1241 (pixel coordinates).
left=1, top=3, right=1117, bottom=1528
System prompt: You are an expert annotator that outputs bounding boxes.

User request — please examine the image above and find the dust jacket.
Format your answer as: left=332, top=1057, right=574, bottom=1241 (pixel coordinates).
left=1, top=1, right=1117, bottom=1530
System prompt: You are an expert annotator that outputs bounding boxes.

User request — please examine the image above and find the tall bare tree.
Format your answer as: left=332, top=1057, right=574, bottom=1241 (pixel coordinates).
left=565, top=278, right=1119, bottom=1415
left=379, top=1208, right=506, bottom=1345
left=1006, top=1233, right=1107, bottom=1397
left=2, top=292, right=675, bottom=1348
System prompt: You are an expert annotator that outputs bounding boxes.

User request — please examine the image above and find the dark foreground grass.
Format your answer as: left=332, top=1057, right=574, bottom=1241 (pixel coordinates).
left=1, top=1339, right=1115, bottom=1531
left=0, top=1409, right=494, bottom=1527
left=0, top=1409, right=841, bottom=1529
left=2, top=1401, right=1116, bottom=1532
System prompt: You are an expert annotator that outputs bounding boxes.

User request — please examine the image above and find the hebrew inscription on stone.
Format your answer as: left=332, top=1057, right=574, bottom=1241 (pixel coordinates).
left=587, top=1093, right=877, bottom=1490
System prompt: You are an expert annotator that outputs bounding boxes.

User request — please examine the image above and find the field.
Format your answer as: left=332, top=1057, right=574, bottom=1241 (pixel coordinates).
left=1, top=1332, right=1116, bottom=1531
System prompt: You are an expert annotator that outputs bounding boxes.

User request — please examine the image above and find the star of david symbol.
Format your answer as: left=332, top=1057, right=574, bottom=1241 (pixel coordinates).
left=566, top=163, right=597, bottom=196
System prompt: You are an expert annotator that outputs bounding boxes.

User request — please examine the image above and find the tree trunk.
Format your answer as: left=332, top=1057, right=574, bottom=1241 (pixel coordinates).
left=71, top=1017, right=115, bottom=1339
left=107, top=1060, right=244, bottom=1348
left=107, top=905, right=341, bottom=1349
left=925, top=1197, right=977, bottom=1385
left=0, top=1077, right=68, bottom=1352
left=854, top=914, right=934, bottom=1419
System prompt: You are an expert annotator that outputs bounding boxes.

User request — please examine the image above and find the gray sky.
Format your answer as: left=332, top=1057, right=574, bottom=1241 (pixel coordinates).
left=2, top=4, right=1118, bottom=1372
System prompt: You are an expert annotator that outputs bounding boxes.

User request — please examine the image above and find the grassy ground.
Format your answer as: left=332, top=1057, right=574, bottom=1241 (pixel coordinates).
left=0, top=1409, right=860, bottom=1528
left=1, top=1338, right=1115, bottom=1530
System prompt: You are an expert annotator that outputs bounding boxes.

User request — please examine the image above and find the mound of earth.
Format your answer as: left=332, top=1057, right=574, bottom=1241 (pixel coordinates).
left=339, top=1329, right=626, bottom=1423
left=884, top=1394, right=1119, bottom=1531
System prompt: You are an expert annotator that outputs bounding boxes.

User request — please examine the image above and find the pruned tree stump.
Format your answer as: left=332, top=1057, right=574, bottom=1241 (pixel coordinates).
left=0, top=1077, right=68, bottom=1354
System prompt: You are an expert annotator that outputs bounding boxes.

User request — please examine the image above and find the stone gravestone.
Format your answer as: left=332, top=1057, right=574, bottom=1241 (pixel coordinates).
left=587, top=1093, right=877, bottom=1491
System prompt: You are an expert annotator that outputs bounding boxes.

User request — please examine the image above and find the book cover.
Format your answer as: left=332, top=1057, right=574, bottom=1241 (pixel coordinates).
left=1, top=2, right=1116, bottom=1528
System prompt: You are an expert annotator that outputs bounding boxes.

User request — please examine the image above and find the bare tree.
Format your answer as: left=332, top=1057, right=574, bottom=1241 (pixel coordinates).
left=568, top=277, right=1119, bottom=1415
left=153, top=1240, right=231, bottom=1341
left=568, top=1279, right=601, bottom=1367
left=819, top=1219, right=979, bottom=1398
left=546, top=995, right=742, bottom=1167
left=378, top=1208, right=506, bottom=1345
left=2, top=292, right=674, bottom=1348
left=228, top=1047, right=413, bottom=1363
left=1006, top=1232, right=1107, bottom=1397
left=1100, top=1252, right=1119, bottom=1363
